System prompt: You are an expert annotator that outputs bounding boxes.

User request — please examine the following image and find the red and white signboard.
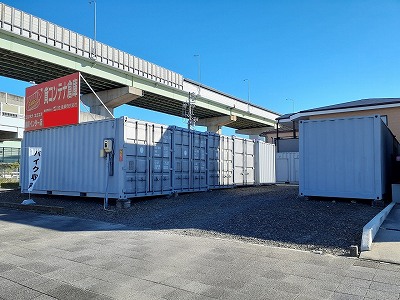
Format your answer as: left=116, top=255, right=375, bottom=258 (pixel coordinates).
left=25, top=72, right=80, bottom=131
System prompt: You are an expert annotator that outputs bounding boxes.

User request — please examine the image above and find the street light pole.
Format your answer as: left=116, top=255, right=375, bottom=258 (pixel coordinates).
left=194, top=54, right=201, bottom=95
left=194, top=54, right=201, bottom=83
left=89, top=0, right=97, bottom=59
left=243, top=79, right=250, bottom=112
left=286, top=98, right=295, bottom=112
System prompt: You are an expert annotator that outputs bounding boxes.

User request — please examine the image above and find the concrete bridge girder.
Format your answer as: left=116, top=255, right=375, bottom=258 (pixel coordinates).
left=235, top=127, right=272, bottom=141
left=197, top=115, right=237, bottom=134
left=81, top=86, right=143, bottom=117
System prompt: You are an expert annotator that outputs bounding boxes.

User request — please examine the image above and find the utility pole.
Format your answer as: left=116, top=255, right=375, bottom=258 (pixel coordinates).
left=182, top=92, right=198, bottom=130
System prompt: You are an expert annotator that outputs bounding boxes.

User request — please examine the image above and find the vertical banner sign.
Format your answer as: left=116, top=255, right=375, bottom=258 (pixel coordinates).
left=25, top=73, right=80, bottom=131
left=27, top=147, right=42, bottom=192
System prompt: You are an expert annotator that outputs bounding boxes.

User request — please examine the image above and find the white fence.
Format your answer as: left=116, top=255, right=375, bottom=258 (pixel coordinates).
left=276, top=152, right=299, bottom=184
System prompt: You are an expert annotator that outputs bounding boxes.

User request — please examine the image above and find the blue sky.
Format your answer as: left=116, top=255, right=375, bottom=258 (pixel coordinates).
left=1, top=0, right=400, bottom=134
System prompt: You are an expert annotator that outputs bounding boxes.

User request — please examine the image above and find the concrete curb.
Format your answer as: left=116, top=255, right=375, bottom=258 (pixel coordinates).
left=361, top=202, right=395, bottom=251
left=0, top=202, right=64, bottom=214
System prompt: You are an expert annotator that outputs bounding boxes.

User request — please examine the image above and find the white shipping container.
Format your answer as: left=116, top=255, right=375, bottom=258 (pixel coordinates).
left=254, top=141, right=276, bottom=184
left=21, top=117, right=277, bottom=199
left=299, top=115, right=399, bottom=200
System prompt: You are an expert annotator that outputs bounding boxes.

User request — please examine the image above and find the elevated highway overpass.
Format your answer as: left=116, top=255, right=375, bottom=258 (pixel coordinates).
left=0, top=3, right=279, bottom=136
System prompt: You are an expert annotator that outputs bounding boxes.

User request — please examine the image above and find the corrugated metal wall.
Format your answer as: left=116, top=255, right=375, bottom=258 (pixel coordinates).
left=21, top=117, right=276, bottom=199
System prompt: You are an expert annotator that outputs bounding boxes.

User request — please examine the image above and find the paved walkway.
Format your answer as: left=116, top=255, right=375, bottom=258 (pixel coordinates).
left=360, top=204, right=400, bottom=265
left=1, top=208, right=400, bottom=300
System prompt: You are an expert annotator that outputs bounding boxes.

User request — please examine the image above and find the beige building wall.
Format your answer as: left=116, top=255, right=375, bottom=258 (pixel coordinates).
left=308, top=107, right=400, bottom=140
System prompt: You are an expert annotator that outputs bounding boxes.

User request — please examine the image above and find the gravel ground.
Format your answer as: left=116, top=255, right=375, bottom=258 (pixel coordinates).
left=0, top=185, right=382, bottom=256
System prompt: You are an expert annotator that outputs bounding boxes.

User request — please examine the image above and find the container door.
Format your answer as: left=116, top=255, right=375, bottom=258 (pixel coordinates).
left=233, top=137, right=245, bottom=185
left=208, top=133, right=220, bottom=188
left=220, top=136, right=234, bottom=186
left=173, top=128, right=190, bottom=192
left=245, top=140, right=255, bottom=185
left=124, top=121, right=150, bottom=195
left=192, top=134, right=200, bottom=190
left=151, top=126, right=172, bottom=193
left=199, top=134, right=208, bottom=190
left=191, top=132, right=208, bottom=191
left=124, top=143, right=149, bottom=195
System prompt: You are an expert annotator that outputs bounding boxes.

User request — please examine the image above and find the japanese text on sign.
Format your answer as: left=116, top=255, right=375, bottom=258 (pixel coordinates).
left=25, top=73, right=80, bottom=131
left=27, top=147, right=42, bottom=192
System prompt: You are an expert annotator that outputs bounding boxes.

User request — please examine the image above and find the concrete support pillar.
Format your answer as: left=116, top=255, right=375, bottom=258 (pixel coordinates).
left=249, top=135, right=265, bottom=142
left=79, top=112, right=106, bottom=123
left=207, top=125, right=221, bottom=134
left=197, top=115, right=237, bottom=134
left=235, top=126, right=272, bottom=141
left=81, top=86, right=143, bottom=118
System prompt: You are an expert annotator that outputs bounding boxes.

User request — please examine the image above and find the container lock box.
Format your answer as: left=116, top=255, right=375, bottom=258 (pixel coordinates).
left=103, top=139, right=113, bottom=153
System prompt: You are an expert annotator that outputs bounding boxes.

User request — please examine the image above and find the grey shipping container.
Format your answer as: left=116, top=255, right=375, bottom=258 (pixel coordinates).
left=21, top=117, right=276, bottom=199
left=299, top=115, right=399, bottom=200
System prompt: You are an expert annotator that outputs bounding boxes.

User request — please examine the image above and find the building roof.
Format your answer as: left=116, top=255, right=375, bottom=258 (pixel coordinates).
left=281, top=97, right=400, bottom=123
left=276, top=113, right=295, bottom=121
left=299, top=98, right=400, bottom=114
